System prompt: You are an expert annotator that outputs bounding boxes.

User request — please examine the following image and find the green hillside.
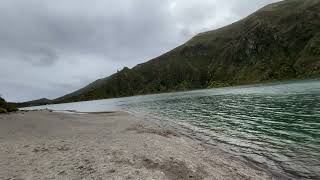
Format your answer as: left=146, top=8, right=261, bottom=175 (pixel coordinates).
left=54, top=0, right=320, bottom=103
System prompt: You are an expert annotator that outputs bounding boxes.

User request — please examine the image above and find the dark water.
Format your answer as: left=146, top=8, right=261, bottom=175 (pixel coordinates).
left=25, top=80, right=320, bottom=179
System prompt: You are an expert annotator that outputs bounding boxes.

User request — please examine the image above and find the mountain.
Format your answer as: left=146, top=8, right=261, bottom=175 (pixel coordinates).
left=13, top=98, right=52, bottom=108
left=53, top=0, right=320, bottom=103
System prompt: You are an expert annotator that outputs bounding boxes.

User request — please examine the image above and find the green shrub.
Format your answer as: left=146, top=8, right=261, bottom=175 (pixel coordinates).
left=5, top=104, right=18, bottom=112
left=0, top=97, right=5, bottom=106
left=207, top=81, right=230, bottom=88
left=0, top=97, right=18, bottom=113
left=0, top=107, right=7, bottom=113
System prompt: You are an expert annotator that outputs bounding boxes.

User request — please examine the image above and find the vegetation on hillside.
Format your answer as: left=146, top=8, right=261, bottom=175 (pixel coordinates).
left=13, top=98, right=52, bottom=108
left=22, top=0, right=320, bottom=105
left=0, top=97, right=18, bottom=113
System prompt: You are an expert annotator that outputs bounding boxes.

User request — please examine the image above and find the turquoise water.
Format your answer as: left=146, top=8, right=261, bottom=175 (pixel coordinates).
left=25, top=80, right=320, bottom=179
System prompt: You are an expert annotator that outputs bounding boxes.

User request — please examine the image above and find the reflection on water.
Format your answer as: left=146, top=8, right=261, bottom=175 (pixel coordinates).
left=24, top=80, right=320, bottom=179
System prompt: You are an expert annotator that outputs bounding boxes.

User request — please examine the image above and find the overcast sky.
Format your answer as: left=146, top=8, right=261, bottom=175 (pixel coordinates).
left=0, top=0, right=280, bottom=102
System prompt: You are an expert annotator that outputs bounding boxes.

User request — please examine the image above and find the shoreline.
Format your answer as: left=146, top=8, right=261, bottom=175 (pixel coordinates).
left=17, top=78, right=320, bottom=109
left=1, top=110, right=276, bottom=179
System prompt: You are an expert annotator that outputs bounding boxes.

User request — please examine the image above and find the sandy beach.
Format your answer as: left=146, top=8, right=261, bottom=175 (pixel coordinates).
left=0, top=111, right=275, bottom=180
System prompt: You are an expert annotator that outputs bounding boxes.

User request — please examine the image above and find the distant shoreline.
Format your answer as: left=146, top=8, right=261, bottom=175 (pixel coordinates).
left=17, top=78, right=320, bottom=108
left=0, top=110, right=276, bottom=179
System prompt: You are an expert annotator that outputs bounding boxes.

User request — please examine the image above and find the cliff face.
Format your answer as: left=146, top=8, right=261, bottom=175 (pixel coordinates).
left=54, top=0, right=320, bottom=103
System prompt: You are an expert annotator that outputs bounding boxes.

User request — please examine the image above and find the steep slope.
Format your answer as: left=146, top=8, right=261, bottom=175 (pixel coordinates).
left=54, top=0, right=320, bottom=103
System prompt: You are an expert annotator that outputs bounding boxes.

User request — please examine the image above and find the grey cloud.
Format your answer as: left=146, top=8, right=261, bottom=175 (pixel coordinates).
left=24, top=47, right=59, bottom=66
left=0, top=0, right=176, bottom=63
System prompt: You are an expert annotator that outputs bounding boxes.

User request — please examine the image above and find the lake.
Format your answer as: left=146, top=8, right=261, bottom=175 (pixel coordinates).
left=24, top=79, right=320, bottom=179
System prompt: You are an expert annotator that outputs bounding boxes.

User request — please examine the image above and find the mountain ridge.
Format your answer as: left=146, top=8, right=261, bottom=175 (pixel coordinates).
left=22, top=0, right=320, bottom=105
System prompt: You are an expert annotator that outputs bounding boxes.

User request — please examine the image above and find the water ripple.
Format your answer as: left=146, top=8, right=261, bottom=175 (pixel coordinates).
left=24, top=79, right=320, bottom=179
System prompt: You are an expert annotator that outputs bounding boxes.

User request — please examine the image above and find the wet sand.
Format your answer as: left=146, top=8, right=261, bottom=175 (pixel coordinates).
left=0, top=111, right=274, bottom=180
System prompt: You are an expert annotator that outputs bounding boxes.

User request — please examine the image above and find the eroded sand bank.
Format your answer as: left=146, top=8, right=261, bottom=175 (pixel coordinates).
left=0, top=111, right=274, bottom=180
